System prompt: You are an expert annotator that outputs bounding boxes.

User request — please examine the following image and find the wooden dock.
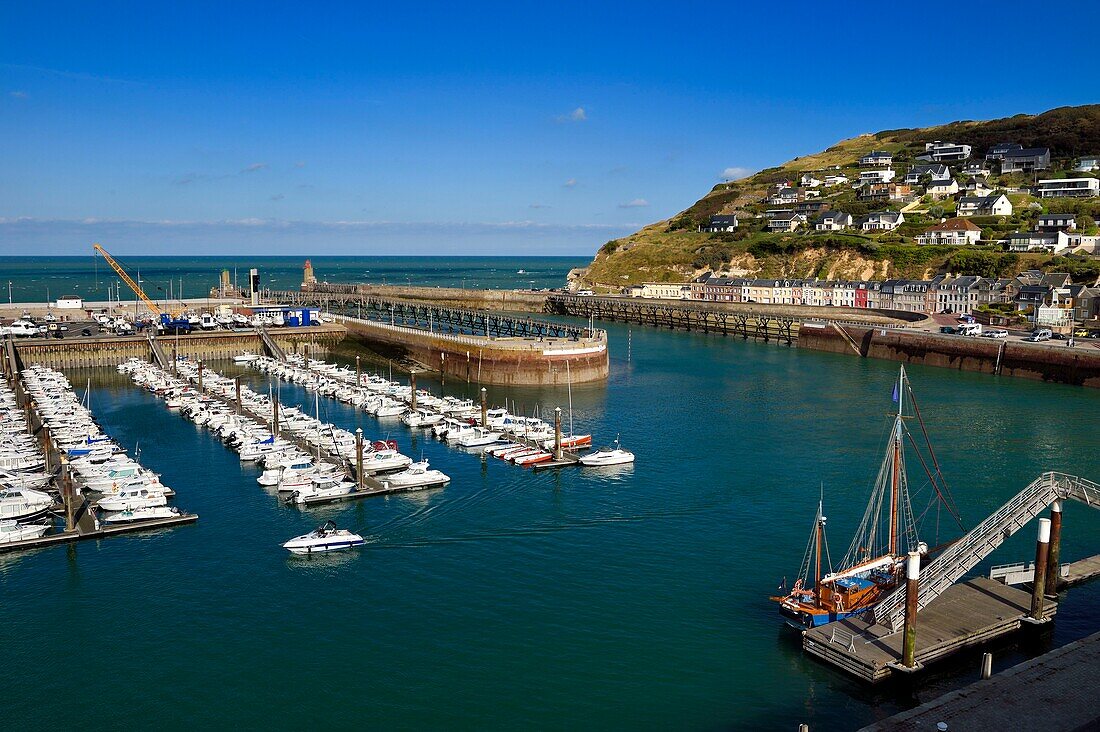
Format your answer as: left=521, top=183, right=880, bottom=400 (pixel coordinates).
left=802, top=578, right=1056, bottom=683
left=858, top=630, right=1100, bottom=731
left=1063, top=554, right=1100, bottom=586
left=0, top=513, right=199, bottom=554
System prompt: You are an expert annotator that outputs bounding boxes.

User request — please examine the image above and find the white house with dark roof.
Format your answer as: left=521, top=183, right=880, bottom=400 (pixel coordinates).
left=915, top=218, right=982, bottom=246
left=860, top=150, right=893, bottom=167
left=1000, top=147, right=1051, bottom=173
left=861, top=211, right=905, bottom=231
left=903, top=164, right=952, bottom=185
left=767, top=212, right=805, bottom=232
left=961, top=161, right=991, bottom=177
left=925, top=178, right=960, bottom=200
left=986, top=142, right=1023, bottom=160
left=1036, top=177, right=1099, bottom=198
left=1076, top=157, right=1100, bottom=172
left=1036, top=213, right=1077, bottom=232
left=963, top=176, right=995, bottom=197
left=814, top=211, right=853, bottom=231
left=956, top=193, right=1012, bottom=217
left=918, top=141, right=972, bottom=162
left=701, top=214, right=739, bottom=232
left=859, top=168, right=895, bottom=185
left=800, top=174, right=823, bottom=188
left=823, top=174, right=849, bottom=187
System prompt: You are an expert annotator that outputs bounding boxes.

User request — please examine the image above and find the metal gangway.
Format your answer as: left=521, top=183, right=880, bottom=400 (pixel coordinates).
left=257, top=326, right=287, bottom=362
left=147, top=332, right=170, bottom=370
left=873, top=471, right=1100, bottom=631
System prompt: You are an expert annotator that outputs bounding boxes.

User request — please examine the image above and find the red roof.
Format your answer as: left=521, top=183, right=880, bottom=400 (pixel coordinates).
left=923, top=217, right=982, bottom=233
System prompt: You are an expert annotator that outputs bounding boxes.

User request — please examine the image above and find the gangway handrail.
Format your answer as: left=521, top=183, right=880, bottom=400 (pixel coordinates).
left=873, top=471, right=1100, bottom=630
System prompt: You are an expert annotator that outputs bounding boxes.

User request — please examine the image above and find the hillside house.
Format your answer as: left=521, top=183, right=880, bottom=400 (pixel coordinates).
left=961, top=161, right=991, bottom=177
left=925, top=178, right=960, bottom=199
left=861, top=211, right=905, bottom=231
left=859, top=182, right=891, bottom=201
left=627, top=282, right=692, bottom=299
left=701, top=214, right=739, bottom=232
left=1000, top=147, right=1051, bottom=173
left=915, top=218, right=982, bottom=246
left=956, top=193, right=1012, bottom=217
left=860, top=151, right=893, bottom=167
left=794, top=200, right=830, bottom=216
left=768, top=187, right=804, bottom=205
left=1036, top=213, right=1076, bottom=232
left=918, top=141, right=972, bottom=162
left=963, top=176, right=995, bottom=197
left=767, top=212, right=806, bottom=232
left=904, top=164, right=952, bottom=185
left=800, top=174, right=823, bottom=188
left=823, top=174, right=849, bottom=187
left=859, top=168, right=896, bottom=185
left=1076, top=157, right=1100, bottom=172
left=985, top=142, right=1023, bottom=161
left=814, top=211, right=853, bottom=231
left=1036, top=177, right=1099, bottom=198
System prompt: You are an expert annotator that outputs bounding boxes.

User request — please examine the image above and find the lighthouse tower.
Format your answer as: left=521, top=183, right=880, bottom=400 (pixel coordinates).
left=302, top=259, right=317, bottom=288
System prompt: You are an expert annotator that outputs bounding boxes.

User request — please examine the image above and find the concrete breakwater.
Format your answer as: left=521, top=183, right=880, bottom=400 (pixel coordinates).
left=335, top=315, right=608, bottom=385
left=299, top=283, right=549, bottom=313
left=799, top=323, right=1100, bottom=388
left=10, top=325, right=346, bottom=369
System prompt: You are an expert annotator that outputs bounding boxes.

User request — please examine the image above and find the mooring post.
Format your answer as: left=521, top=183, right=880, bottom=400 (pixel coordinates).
left=902, top=550, right=920, bottom=668
left=272, top=390, right=280, bottom=438
left=355, top=355, right=361, bottom=387
left=61, top=455, right=74, bottom=531
left=1047, top=500, right=1063, bottom=593
left=409, top=371, right=417, bottom=411
left=798, top=725, right=809, bottom=732
left=172, top=344, right=178, bottom=375
left=980, top=652, right=993, bottom=680
left=554, top=407, right=563, bottom=460
left=235, top=376, right=242, bottom=415
left=1030, top=517, right=1051, bottom=620
left=355, top=428, right=364, bottom=491
left=480, top=387, right=488, bottom=427
left=197, top=359, right=204, bottom=394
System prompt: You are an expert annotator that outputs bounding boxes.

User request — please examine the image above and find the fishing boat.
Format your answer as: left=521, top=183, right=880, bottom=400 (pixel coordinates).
left=282, top=520, right=365, bottom=554
left=772, top=366, right=964, bottom=631
left=578, top=437, right=634, bottom=466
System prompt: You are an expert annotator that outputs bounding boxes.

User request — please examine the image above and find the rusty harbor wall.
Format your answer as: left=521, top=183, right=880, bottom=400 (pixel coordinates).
left=799, top=324, right=1100, bottom=388
left=337, top=316, right=608, bottom=386
left=12, top=325, right=346, bottom=369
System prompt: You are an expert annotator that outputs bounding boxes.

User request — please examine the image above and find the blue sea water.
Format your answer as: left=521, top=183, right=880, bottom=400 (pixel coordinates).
left=2, top=258, right=1098, bottom=731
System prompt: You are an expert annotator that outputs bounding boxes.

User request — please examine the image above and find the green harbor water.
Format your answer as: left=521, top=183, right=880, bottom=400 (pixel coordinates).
left=3, top=275, right=1099, bottom=730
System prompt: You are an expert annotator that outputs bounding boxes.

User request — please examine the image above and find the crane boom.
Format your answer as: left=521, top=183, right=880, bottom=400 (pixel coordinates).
left=92, top=243, right=164, bottom=317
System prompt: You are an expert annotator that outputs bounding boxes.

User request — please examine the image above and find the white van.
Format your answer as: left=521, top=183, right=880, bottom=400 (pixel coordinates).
left=957, top=323, right=982, bottom=337
left=1027, top=329, right=1052, bottom=342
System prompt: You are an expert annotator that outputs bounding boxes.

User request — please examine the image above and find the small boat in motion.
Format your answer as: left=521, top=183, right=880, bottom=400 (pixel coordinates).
left=282, top=520, right=365, bottom=554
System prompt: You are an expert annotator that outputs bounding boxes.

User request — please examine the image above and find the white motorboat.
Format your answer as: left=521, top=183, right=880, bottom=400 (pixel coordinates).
left=578, top=438, right=635, bottom=467
left=381, top=461, right=450, bottom=490
left=97, top=485, right=169, bottom=512
left=0, top=468, right=51, bottom=491
left=0, top=519, right=49, bottom=543
left=233, top=351, right=260, bottom=364
left=456, top=427, right=503, bottom=448
left=360, top=449, right=413, bottom=474
left=103, top=505, right=181, bottom=523
left=0, top=487, right=54, bottom=521
left=282, top=520, right=365, bottom=554
left=287, top=476, right=356, bottom=505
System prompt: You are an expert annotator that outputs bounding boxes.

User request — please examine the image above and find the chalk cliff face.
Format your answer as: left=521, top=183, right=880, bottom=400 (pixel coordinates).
left=576, top=105, right=1100, bottom=289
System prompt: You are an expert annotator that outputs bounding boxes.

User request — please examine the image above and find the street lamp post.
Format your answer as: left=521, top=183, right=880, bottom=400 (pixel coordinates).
left=7, top=281, right=11, bottom=305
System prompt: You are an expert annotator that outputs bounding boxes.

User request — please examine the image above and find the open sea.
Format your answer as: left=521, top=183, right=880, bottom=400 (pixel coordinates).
left=2, top=257, right=1099, bottom=730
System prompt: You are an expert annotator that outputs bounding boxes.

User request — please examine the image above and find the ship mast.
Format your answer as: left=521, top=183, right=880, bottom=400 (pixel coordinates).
left=888, top=367, right=905, bottom=558
left=814, top=495, right=825, bottom=607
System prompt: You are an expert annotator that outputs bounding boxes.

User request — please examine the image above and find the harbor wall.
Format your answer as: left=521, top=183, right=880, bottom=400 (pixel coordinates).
left=11, top=325, right=346, bottom=369
left=798, top=325, right=1100, bottom=388
left=339, top=317, right=608, bottom=386
left=305, top=284, right=549, bottom=313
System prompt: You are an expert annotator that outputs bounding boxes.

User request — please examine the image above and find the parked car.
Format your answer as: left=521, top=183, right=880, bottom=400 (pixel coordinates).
left=1052, top=332, right=1067, bottom=340
left=939, top=326, right=956, bottom=334
left=1073, top=329, right=1088, bottom=338
left=1027, top=329, right=1052, bottom=342
left=956, top=314, right=976, bottom=324
left=982, top=329, right=1008, bottom=339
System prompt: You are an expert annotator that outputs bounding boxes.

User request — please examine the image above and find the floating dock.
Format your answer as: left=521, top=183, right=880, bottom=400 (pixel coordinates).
left=0, top=513, right=199, bottom=554
left=802, top=578, right=1056, bottom=683
left=858, top=629, right=1100, bottom=731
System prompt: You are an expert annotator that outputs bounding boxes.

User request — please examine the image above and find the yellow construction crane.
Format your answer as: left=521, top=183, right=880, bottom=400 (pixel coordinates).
left=93, top=243, right=191, bottom=329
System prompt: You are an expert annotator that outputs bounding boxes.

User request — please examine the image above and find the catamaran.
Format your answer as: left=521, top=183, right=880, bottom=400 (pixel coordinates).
left=773, top=366, right=964, bottom=631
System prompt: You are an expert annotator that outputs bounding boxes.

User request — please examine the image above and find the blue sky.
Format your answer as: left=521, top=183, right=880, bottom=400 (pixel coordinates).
left=2, top=1, right=1098, bottom=256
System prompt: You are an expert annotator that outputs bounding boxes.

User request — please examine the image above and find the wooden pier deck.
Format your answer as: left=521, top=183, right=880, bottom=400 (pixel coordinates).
left=1064, top=553, right=1100, bottom=586
left=0, top=513, right=199, bottom=554
left=858, top=630, right=1100, bottom=731
left=803, top=578, right=1056, bottom=683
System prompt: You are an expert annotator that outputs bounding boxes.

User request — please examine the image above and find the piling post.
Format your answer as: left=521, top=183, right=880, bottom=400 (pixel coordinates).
left=1047, top=500, right=1063, bottom=593
left=902, top=550, right=920, bottom=668
left=356, top=355, right=361, bottom=386
left=355, top=428, right=364, bottom=491
left=480, top=387, right=488, bottom=427
left=1030, top=517, right=1051, bottom=620
left=980, top=652, right=993, bottom=680
left=409, top=371, right=417, bottom=411
left=61, top=455, right=74, bottom=531
left=235, top=376, right=242, bottom=415
left=197, top=359, right=204, bottom=394
left=554, top=407, right=563, bottom=460
left=798, top=726, right=809, bottom=732
left=273, top=390, right=280, bottom=438
left=172, top=344, right=178, bottom=375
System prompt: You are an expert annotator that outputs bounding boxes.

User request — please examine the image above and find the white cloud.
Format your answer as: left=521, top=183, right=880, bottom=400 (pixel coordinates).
left=9, top=90, right=27, bottom=99
left=563, top=178, right=577, bottom=188
left=556, top=106, right=587, bottom=123
left=618, top=198, right=649, bottom=208
left=719, top=166, right=753, bottom=181
left=241, top=162, right=268, bottom=173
